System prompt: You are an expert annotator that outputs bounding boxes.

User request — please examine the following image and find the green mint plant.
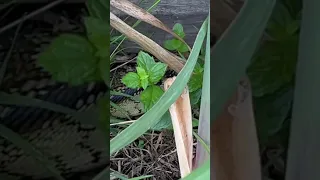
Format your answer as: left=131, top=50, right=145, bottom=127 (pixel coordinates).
left=38, top=0, right=109, bottom=86
left=164, top=23, right=189, bottom=53
left=188, top=62, right=204, bottom=106
left=37, top=0, right=110, bottom=132
left=121, top=51, right=167, bottom=111
left=164, top=23, right=205, bottom=106
left=247, top=0, right=300, bottom=97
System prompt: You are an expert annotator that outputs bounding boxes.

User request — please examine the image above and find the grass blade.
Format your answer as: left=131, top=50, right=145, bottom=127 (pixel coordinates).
left=211, top=0, right=276, bottom=121
left=0, top=18, right=22, bottom=86
left=0, top=124, right=64, bottom=180
left=92, top=167, right=109, bottom=180
left=194, top=13, right=211, bottom=168
left=285, top=0, right=320, bottom=179
left=181, top=159, right=210, bottom=180
left=110, top=17, right=208, bottom=155
left=0, top=92, right=100, bottom=127
left=193, top=131, right=210, bottom=154
left=128, top=175, right=154, bottom=180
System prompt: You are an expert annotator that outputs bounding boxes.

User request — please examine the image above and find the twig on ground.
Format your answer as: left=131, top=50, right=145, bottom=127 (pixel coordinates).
left=0, top=0, right=65, bottom=34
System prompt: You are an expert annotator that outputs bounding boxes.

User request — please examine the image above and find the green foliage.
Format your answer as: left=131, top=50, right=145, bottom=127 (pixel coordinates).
left=248, top=35, right=298, bottom=97
left=137, top=51, right=156, bottom=71
left=265, top=0, right=300, bottom=40
left=151, top=111, right=172, bottom=130
left=188, top=63, right=204, bottom=93
left=122, top=72, right=141, bottom=89
left=121, top=51, right=167, bottom=111
left=285, top=0, right=320, bottom=179
left=140, top=85, right=164, bottom=111
left=248, top=0, right=300, bottom=97
left=136, top=67, right=149, bottom=89
left=111, top=17, right=208, bottom=155
left=99, top=56, right=109, bottom=85
left=148, top=63, right=167, bottom=84
left=164, top=23, right=189, bottom=53
left=281, top=0, right=302, bottom=18
left=86, top=0, right=109, bottom=22
left=188, top=63, right=204, bottom=106
left=190, top=88, right=202, bottom=105
left=38, top=34, right=101, bottom=86
left=253, top=87, right=293, bottom=144
left=38, top=2, right=110, bottom=86
left=84, top=17, right=109, bottom=56
left=164, top=23, right=205, bottom=103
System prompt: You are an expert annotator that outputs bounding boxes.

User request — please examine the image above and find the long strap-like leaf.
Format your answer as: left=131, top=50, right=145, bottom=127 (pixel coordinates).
left=285, top=0, right=320, bottom=179
left=211, top=0, right=275, bottom=122
left=194, top=13, right=211, bottom=169
left=0, top=124, right=64, bottom=180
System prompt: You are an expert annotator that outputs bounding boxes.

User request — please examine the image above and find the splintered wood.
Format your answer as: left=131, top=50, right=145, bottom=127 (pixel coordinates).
left=164, top=77, right=193, bottom=178
left=211, top=77, right=261, bottom=180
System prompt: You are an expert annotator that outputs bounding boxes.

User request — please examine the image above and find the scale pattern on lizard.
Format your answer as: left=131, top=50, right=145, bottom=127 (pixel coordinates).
left=0, top=14, right=109, bottom=179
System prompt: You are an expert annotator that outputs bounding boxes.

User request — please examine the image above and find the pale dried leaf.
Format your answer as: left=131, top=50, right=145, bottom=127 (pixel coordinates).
left=110, top=12, right=185, bottom=73
left=164, top=77, right=193, bottom=178
left=110, top=0, right=191, bottom=51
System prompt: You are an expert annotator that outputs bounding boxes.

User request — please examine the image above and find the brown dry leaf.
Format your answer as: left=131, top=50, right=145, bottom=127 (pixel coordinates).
left=110, top=12, right=185, bottom=73
left=164, top=77, right=193, bottom=178
left=110, top=0, right=191, bottom=51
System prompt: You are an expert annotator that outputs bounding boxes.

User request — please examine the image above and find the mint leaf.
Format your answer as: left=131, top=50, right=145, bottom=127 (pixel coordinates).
left=254, top=87, right=293, bottom=144
left=95, top=48, right=109, bottom=58
left=188, top=71, right=203, bottom=92
left=98, top=0, right=109, bottom=11
left=122, top=72, right=140, bottom=89
left=86, top=0, right=109, bottom=21
left=141, top=78, right=149, bottom=90
left=266, top=1, right=297, bottom=40
left=247, top=35, right=298, bottom=97
left=137, top=67, right=149, bottom=89
left=177, top=44, right=189, bottom=53
left=137, top=67, right=148, bottom=80
left=137, top=51, right=156, bottom=72
left=140, top=85, right=164, bottom=111
left=194, top=62, right=204, bottom=73
left=164, top=39, right=182, bottom=51
left=149, top=62, right=167, bottom=84
left=84, top=17, right=109, bottom=52
left=190, top=88, right=202, bottom=105
left=99, top=56, right=109, bottom=85
left=38, top=34, right=100, bottom=86
left=173, top=23, right=185, bottom=38
left=283, top=0, right=301, bottom=18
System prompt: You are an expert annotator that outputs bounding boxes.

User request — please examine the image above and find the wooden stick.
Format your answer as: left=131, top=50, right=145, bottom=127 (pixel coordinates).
left=0, top=0, right=66, bottom=34
left=164, top=77, right=193, bottom=178
left=211, top=77, right=261, bottom=180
